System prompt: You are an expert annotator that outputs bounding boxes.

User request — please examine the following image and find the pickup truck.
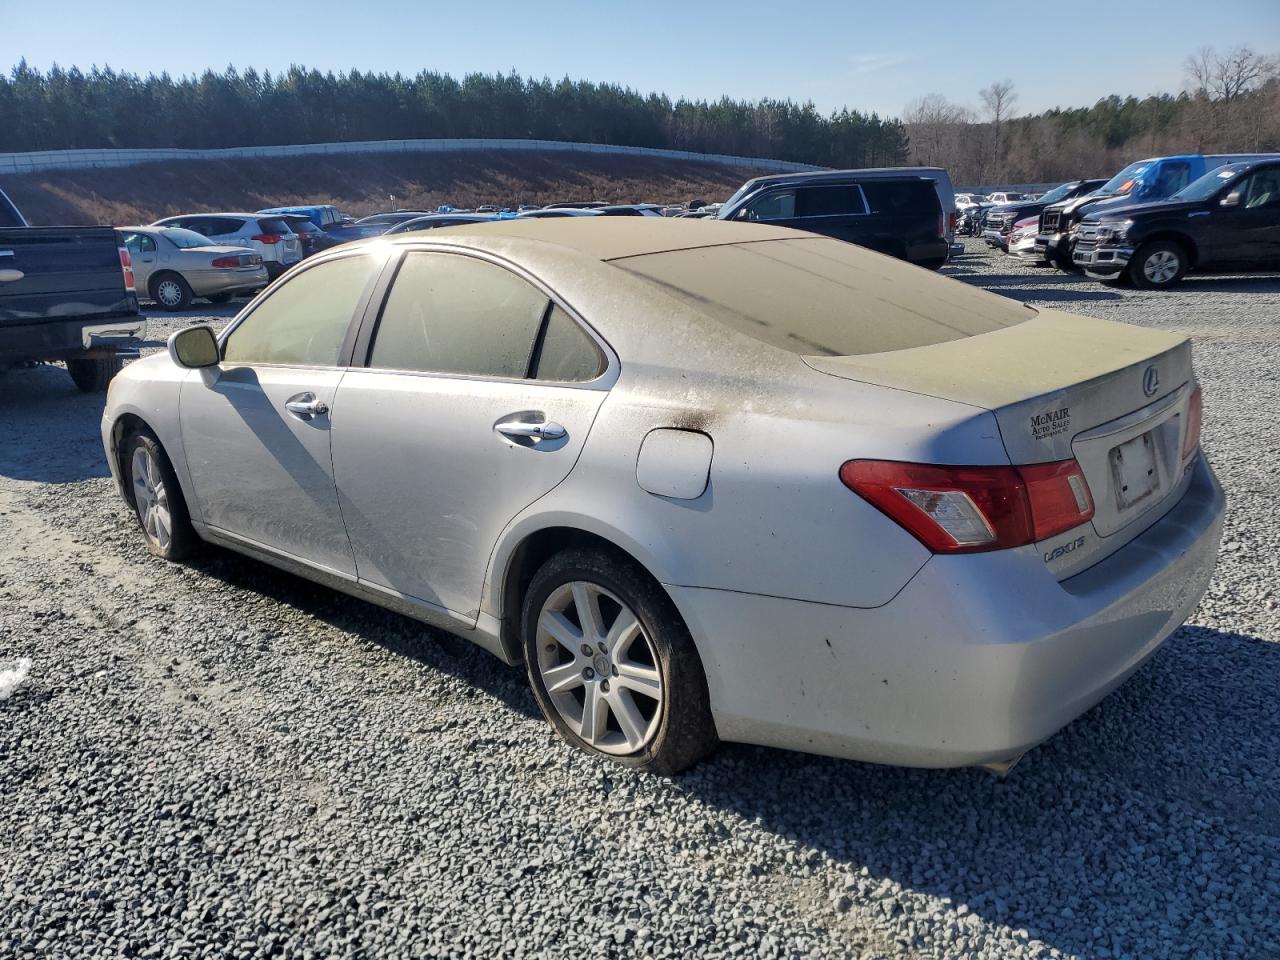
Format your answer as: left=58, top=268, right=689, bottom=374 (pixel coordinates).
left=1034, top=153, right=1280, bottom=270
left=980, top=179, right=1106, bottom=252
left=0, top=187, right=144, bottom=391
left=1073, top=158, right=1280, bottom=288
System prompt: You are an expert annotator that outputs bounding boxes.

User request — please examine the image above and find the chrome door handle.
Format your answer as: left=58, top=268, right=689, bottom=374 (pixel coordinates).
left=285, top=393, right=329, bottom=419
left=0, top=250, right=14, bottom=257
left=494, top=416, right=567, bottom=443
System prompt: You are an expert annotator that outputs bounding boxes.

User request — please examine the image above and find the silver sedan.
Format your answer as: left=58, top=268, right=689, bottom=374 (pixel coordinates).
left=118, top=226, right=269, bottom=311
left=101, top=219, right=1224, bottom=774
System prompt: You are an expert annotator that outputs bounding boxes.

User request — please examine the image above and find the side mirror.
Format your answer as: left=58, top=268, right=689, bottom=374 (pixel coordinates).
left=168, top=325, right=220, bottom=369
left=1220, top=191, right=1243, bottom=208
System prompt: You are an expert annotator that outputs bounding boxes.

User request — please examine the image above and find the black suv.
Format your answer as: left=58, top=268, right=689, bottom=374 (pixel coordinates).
left=717, top=169, right=951, bottom=269
left=1074, top=159, right=1280, bottom=288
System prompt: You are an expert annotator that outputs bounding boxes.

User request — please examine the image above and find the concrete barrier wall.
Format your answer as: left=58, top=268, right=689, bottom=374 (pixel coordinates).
left=0, top=138, right=826, bottom=176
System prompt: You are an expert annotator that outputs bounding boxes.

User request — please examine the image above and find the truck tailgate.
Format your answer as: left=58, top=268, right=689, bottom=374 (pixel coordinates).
left=0, top=226, right=135, bottom=324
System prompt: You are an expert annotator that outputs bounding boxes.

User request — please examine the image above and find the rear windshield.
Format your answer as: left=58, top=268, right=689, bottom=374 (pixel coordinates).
left=256, top=217, right=294, bottom=234
left=614, top=237, right=1032, bottom=357
left=162, top=228, right=216, bottom=248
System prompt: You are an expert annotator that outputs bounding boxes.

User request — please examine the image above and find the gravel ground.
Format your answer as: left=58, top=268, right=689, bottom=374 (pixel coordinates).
left=1, top=241, right=1277, bottom=960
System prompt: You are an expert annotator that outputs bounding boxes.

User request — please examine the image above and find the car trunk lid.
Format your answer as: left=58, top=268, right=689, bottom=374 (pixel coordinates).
left=805, top=310, right=1197, bottom=577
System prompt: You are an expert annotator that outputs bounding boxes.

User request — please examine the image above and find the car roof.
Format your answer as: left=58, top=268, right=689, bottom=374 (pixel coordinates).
left=739, top=167, right=947, bottom=189
left=356, top=216, right=798, bottom=262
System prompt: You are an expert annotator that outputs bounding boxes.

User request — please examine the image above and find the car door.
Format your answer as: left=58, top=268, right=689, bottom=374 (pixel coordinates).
left=1204, top=168, right=1280, bottom=268
left=331, top=249, right=611, bottom=621
left=121, top=231, right=157, bottom=293
left=178, top=249, right=387, bottom=575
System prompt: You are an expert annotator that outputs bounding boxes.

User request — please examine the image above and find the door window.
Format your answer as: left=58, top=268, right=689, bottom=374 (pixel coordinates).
left=746, top=191, right=796, bottom=221
left=1238, top=169, right=1280, bottom=209
left=369, top=253, right=549, bottom=379
left=121, top=232, right=156, bottom=255
left=222, top=253, right=382, bottom=366
left=794, top=185, right=868, bottom=217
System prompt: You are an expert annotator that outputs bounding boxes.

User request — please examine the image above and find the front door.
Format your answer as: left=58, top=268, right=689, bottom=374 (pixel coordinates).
left=1203, top=168, right=1280, bottom=268
left=331, top=250, right=610, bottom=620
left=179, top=249, right=386, bottom=574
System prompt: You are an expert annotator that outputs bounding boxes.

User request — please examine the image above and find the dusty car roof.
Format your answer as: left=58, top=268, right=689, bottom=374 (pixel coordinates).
left=388, top=216, right=800, bottom=261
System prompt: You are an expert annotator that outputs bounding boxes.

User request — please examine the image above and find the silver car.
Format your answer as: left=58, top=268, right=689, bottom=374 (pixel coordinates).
left=119, top=227, right=269, bottom=310
left=100, top=219, right=1224, bottom=775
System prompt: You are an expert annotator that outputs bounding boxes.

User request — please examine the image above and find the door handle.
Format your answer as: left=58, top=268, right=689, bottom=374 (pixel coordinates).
left=285, top=393, right=329, bottom=419
left=494, top=414, right=567, bottom=445
left=0, top=269, right=23, bottom=283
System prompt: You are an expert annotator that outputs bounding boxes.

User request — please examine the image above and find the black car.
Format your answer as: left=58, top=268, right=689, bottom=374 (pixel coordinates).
left=980, top=180, right=1107, bottom=252
left=1073, top=159, right=1280, bottom=288
left=279, top=215, right=341, bottom=257
left=717, top=168, right=952, bottom=269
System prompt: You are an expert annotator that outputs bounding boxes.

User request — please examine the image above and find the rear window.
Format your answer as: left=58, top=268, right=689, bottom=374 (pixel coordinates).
left=614, top=237, right=1033, bottom=357
left=862, top=180, right=941, bottom=216
left=256, top=217, right=293, bottom=234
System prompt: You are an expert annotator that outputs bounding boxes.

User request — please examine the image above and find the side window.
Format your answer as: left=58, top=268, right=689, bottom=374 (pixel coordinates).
left=121, top=232, right=154, bottom=255
left=204, top=218, right=242, bottom=236
left=1240, top=170, right=1280, bottom=209
left=369, top=253, right=548, bottom=378
left=795, top=185, right=867, bottom=217
left=747, top=191, right=796, bottom=221
left=222, top=253, right=381, bottom=366
left=534, top=306, right=604, bottom=382
left=862, top=181, right=939, bottom=216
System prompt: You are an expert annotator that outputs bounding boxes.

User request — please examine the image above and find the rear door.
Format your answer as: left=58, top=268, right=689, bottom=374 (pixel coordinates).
left=120, top=231, right=158, bottom=293
left=331, top=249, right=610, bottom=621
left=179, top=249, right=387, bottom=574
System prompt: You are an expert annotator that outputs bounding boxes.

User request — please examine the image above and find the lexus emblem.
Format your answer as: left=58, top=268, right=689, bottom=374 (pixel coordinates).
left=1142, top=365, right=1160, bottom=397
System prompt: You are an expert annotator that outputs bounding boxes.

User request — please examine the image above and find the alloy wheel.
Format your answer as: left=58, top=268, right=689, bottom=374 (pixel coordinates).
left=131, top=446, right=172, bottom=552
left=1142, top=250, right=1180, bottom=285
left=535, top=581, right=663, bottom=755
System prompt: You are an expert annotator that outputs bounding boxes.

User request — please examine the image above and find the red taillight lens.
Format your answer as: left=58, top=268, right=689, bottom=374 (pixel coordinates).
left=211, top=256, right=242, bottom=268
left=1182, top=384, right=1203, bottom=460
left=840, top=459, right=1094, bottom=554
left=948, top=211, right=960, bottom=234
left=117, top=246, right=136, bottom=292
left=251, top=233, right=282, bottom=244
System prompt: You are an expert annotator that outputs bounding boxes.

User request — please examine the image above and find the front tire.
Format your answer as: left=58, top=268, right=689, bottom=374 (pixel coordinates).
left=123, top=431, right=200, bottom=560
left=1130, top=240, right=1187, bottom=289
left=150, top=273, right=193, bottom=311
left=67, top=354, right=122, bottom=392
left=522, top=547, right=717, bottom=775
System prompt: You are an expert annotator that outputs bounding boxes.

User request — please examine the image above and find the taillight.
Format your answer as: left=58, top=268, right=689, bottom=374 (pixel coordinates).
left=948, top=211, right=959, bottom=234
left=211, top=256, right=243, bottom=268
left=839, top=459, right=1095, bottom=554
left=1182, top=384, right=1203, bottom=460
left=117, top=246, right=136, bottom=292
left=252, top=233, right=282, bottom=244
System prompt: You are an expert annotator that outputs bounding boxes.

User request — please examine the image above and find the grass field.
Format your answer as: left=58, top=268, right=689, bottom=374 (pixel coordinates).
left=3, top=149, right=769, bottom=225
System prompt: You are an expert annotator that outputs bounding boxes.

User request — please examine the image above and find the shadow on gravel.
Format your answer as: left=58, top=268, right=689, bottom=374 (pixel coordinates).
left=675, top=623, right=1280, bottom=958
left=186, top=548, right=540, bottom=721
left=0, top=364, right=112, bottom=483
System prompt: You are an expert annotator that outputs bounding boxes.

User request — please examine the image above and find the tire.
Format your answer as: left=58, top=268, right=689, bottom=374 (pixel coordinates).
left=522, top=546, right=717, bottom=775
left=66, top=354, right=122, bottom=392
left=1129, top=240, right=1187, bottom=290
left=917, top=257, right=947, bottom=271
left=150, top=273, right=193, bottom=311
left=122, top=431, right=200, bottom=560
left=206, top=292, right=233, bottom=304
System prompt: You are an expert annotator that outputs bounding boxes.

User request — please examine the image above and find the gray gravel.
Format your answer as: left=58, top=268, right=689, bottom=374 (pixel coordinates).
left=1, top=243, right=1278, bottom=960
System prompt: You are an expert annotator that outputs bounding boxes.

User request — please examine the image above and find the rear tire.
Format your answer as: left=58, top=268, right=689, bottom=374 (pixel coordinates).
left=122, top=431, right=200, bottom=560
left=1129, top=240, right=1187, bottom=289
left=67, top=354, right=122, bottom=392
left=522, top=546, right=717, bottom=775
left=150, top=273, right=193, bottom=311
left=206, top=292, right=233, bottom=304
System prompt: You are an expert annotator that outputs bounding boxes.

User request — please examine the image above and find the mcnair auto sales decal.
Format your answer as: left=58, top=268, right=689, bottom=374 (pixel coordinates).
left=1030, top=406, right=1071, bottom=441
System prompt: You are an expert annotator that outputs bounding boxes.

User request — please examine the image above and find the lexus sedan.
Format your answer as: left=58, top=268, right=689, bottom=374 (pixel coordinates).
left=102, top=219, right=1224, bottom=775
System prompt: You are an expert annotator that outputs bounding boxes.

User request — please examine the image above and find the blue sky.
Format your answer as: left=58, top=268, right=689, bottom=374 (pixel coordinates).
left=2, top=0, right=1277, bottom=118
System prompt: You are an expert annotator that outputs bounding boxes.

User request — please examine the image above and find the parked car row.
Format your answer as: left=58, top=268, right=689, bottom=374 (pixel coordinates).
left=971, top=153, right=1280, bottom=289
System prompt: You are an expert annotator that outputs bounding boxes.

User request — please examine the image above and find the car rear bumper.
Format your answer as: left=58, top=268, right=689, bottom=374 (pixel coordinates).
left=0, top=313, right=145, bottom=365
left=667, top=454, right=1224, bottom=768
left=186, top=266, right=269, bottom=297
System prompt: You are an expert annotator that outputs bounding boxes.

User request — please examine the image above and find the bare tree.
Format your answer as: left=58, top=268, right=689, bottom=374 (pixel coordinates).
left=979, top=80, right=1018, bottom=183
left=1184, top=46, right=1279, bottom=149
left=902, top=93, right=971, bottom=167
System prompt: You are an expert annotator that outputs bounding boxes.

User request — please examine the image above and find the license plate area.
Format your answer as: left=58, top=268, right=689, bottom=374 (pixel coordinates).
left=1109, top=431, right=1159, bottom=509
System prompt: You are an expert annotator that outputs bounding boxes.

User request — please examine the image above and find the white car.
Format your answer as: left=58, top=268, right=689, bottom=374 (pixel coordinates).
left=985, top=191, right=1025, bottom=205
left=150, top=213, right=303, bottom=279
left=101, top=219, right=1224, bottom=775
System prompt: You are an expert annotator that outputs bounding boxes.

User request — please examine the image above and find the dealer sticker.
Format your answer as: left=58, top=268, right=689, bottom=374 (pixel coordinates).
left=1030, top=406, right=1071, bottom=440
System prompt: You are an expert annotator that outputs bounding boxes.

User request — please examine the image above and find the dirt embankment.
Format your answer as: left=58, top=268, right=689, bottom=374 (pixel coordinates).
left=2, top=150, right=763, bottom=225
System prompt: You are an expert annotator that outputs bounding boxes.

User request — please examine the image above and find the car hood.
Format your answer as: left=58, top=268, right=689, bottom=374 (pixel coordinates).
left=1080, top=199, right=1203, bottom=222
